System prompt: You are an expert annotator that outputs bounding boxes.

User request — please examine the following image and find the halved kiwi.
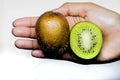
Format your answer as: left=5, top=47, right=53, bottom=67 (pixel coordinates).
left=70, top=21, right=103, bottom=59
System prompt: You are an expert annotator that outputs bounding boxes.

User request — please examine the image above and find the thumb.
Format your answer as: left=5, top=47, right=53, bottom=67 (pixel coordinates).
left=52, top=2, right=92, bottom=17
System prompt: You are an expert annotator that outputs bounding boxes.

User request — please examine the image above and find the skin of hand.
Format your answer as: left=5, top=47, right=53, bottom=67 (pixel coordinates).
left=12, top=2, right=120, bottom=63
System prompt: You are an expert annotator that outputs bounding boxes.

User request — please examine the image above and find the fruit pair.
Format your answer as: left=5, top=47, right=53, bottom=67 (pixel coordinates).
left=36, top=11, right=103, bottom=60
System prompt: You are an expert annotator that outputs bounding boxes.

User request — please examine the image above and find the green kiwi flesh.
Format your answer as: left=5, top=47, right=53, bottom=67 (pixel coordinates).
left=36, top=11, right=69, bottom=58
left=70, top=21, right=103, bottom=59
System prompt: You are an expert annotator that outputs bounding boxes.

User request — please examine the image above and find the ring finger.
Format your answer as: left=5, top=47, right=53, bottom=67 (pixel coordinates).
left=15, top=39, right=40, bottom=49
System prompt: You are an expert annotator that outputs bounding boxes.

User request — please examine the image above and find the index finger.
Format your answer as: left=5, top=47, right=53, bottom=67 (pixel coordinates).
left=13, top=17, right=38, bottom=28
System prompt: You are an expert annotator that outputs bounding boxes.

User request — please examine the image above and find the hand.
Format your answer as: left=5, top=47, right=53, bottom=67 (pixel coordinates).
left=12, top=2, right=120, bottom=63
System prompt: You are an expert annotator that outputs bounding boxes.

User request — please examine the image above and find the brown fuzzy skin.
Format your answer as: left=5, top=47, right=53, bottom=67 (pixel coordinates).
left=36, top=11, right=70, bottom=58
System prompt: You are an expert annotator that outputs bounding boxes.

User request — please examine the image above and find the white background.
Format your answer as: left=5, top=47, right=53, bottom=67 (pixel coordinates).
left=0, top=0, right=120, bottom=80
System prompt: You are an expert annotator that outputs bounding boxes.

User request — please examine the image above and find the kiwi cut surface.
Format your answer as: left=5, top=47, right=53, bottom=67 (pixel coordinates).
left=36, top=11, right=69, bottom=58
left=70, top=21, right=103, bottom=59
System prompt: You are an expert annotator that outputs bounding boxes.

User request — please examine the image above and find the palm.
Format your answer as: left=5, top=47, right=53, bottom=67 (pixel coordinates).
left=65, top=12, right=120, bottom=61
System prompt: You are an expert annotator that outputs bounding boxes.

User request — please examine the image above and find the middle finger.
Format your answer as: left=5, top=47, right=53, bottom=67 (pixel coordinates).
left=12, top=27, right=36, bottom=38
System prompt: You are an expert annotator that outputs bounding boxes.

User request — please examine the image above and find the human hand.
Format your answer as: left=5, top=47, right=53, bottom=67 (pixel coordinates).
left=12, top=2, right=120, bottom=63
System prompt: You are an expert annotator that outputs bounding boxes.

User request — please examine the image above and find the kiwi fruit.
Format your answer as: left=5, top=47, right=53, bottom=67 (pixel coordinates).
left=36, top=11, right=69, bottom=58
left=70, top=21, right=103, bottom=59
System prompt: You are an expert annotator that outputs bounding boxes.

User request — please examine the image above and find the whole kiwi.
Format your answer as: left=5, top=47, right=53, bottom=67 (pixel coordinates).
left=36, top=11, right=70, bottom=58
